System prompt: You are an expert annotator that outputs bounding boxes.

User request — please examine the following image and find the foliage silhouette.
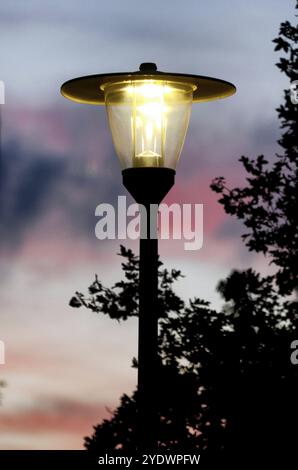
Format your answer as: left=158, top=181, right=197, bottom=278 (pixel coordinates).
left=211, top=5, right=298, bottom=295
left=70, top=3, right=298, bottom=465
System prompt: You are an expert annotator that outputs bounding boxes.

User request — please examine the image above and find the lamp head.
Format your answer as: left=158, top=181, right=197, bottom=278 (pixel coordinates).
left=61, top=64, right=236, bottom=170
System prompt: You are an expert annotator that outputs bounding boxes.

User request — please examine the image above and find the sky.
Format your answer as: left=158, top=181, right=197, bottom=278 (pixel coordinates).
left=0, top=0, right=295, bottom=450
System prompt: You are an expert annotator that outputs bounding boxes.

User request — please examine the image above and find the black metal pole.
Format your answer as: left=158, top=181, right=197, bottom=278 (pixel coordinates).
left=122, top=167, right=175, bottom=453
left=138, top=204, right=158, bottom=451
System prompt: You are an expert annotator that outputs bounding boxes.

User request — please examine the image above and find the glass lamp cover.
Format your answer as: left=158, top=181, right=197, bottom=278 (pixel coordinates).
left=103, top=80, right=194, bottom=169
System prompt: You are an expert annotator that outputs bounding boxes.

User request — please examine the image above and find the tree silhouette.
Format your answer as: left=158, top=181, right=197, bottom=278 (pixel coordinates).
left=70, top=3, right=298, bottom=465
left=211, top=5, right=298, bottom=295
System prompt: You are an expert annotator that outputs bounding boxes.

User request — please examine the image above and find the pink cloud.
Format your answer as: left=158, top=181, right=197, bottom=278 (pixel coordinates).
left=0, top=400, right=107, bottom=449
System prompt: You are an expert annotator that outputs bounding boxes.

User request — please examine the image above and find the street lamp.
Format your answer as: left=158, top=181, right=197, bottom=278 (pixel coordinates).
left=61, top=63, right=236, bottom=452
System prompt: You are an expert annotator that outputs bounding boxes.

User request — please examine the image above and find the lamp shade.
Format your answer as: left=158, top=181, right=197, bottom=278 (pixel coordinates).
left=61, top=63, right=236, bottom=170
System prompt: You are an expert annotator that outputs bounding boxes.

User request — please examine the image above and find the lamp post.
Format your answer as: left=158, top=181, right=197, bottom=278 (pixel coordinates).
left=61, top=63, right=236, bottom=452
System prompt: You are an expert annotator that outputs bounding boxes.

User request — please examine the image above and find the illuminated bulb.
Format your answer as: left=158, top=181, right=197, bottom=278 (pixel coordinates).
left=104, top=79, right=194, bottom=169
left=126, top=83, right=168, bottom=166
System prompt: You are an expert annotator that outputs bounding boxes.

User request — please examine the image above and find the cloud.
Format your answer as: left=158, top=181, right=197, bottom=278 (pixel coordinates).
left=0, top=125, right=123, bottom=253
left=0, top=146, right=66, bottom=246
left=0, top=110, right=268, bottom=265
left=0, top=396, right=108, bottom=449
left=0, top=396, right=105, bottom=433
left=215, top=218, right=244, bottom=241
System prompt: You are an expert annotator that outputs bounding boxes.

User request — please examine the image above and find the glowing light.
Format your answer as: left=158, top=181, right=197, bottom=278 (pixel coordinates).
left=125, top=82, right=173, bottom=98
left=104, top=79, right=194, bottom=169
